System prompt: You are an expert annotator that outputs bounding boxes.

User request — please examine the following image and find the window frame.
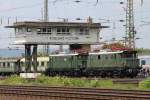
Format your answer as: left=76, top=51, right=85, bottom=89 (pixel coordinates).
left=57, top=27, right=70, bottom=35
left=37, top=27, right=52, bottom=34
left=79, top=28, right=89, bottom=35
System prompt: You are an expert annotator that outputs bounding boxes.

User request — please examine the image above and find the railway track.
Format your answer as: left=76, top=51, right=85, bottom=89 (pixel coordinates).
left=112, top=78, right=143, bottom=85
left=81, top=77, right=144, bottom=85
left=0, top=85, right=149, bottom=100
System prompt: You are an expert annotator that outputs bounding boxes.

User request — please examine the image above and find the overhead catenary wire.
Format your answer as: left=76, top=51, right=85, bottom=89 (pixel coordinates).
left=0, top=0, right=149, bottom=49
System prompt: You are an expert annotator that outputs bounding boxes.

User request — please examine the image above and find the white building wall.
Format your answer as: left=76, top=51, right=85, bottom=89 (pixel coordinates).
left=14, top=27, right=100, bottom=44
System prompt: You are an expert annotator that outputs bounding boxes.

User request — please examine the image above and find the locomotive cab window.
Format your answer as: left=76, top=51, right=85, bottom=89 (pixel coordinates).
left=98, top=55, right=101, bottom=60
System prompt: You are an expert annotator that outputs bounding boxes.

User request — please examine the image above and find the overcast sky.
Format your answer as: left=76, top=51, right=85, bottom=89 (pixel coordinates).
left=0, top=0, right=150, bottom=49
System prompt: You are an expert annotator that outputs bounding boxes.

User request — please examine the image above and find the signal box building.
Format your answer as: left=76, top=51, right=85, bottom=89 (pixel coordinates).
left=6, top=20, right=107, bottom=72
left=7, top=21, right=106, bottom=45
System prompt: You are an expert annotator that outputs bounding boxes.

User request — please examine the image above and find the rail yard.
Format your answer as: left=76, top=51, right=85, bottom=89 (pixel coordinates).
left=0, top=0, right=150, bottom=100
left=0, top=85, right=149, bottom=100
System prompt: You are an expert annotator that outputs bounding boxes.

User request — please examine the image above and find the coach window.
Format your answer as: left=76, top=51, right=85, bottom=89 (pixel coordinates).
left=3, top=62, right=5, bottom=67
left=41, top=62, right=45, bottom=66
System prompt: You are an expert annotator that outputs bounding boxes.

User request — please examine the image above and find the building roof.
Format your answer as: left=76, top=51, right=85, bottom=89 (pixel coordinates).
left=6, top=21, right=108, bottom=28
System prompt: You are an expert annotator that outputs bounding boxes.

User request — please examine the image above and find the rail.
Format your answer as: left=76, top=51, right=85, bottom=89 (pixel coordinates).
left=0, top=85, right=149, bottom=100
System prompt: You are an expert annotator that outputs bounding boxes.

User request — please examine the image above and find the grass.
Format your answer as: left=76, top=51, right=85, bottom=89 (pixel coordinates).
left=0, top=75, right=149, bottom=90
left=139, top=77, right=150, bottom=90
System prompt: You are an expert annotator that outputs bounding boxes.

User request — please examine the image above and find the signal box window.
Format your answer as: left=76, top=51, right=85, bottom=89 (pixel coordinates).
left=42, top=28, right=46, bottom=32
left=47, top=28, right=51, bottom=33
left=57, top=27, right=70, bottom=35
left=27, top=28, right=32, bottom=32
left=79, top=28, right=89, bottom=35
left=37, top=28, right=52, bottom=34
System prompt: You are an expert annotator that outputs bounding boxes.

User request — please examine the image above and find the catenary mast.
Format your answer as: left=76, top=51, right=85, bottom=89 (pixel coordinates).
left=43, top=0, right=49, bottom=54
left=125, top=0, right=135, bottom=49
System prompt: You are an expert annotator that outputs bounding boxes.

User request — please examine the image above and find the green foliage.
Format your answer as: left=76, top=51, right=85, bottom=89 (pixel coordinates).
left=0, top=75, right=149, bottom=90
left=136, top=48, right=150, bottom=55
left=113, top=84, right=137, bottom=90
left=89, top=79, right=113, bottom=88
left=139, top=77, right=150, bottom=90
left=0, top=75, right=26, bottom=85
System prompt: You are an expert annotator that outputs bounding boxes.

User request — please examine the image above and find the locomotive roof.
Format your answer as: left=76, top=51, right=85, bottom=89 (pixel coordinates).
left=49, top=53, right=78, bottom=57
left=89, top=51, right=124, bottom=55
left=49, top=50, right=136, bottom=56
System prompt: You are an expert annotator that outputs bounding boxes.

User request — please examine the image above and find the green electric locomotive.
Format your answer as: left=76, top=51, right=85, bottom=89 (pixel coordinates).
left=0, top=50, right=141, bottom=78
left=45, top=50, right=141, bottom=77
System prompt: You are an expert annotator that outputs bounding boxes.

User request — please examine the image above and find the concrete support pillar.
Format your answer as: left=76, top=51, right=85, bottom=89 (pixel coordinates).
left=25, top=44, right=32, bottom=73
left=32, top=44, right=38, bottom=72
